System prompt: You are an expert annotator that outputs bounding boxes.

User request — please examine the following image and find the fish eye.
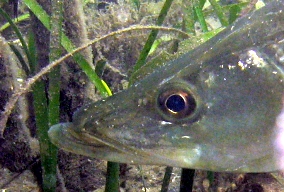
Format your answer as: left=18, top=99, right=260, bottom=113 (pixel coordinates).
left=157, top=83, right=200, bottom=121
left=165, top=93, right=196, bottom=114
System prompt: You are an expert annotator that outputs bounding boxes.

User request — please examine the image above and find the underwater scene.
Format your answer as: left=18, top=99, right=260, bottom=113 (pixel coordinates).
left=1, top=0, right=284, bottom=191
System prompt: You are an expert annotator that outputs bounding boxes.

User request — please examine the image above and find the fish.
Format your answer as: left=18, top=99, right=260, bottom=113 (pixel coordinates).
left=49, top=0, right=284, bottom=172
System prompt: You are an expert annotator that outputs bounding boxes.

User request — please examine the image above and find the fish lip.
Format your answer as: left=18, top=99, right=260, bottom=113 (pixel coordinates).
left=48, top=123, right=109, bottom=156
left=48, top=122, right=185, bottom=166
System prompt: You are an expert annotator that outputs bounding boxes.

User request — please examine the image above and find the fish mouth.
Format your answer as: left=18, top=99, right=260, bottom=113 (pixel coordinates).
left=48, top=122, right=205, bottom=168
left=48, top=123, right=178, bottom=164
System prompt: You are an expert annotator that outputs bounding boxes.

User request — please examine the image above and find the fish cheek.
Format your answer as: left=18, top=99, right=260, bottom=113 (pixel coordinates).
left=195, top=50, right=283, bottom=153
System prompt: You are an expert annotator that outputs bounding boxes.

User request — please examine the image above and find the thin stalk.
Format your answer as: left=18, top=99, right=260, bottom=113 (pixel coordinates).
left=179, top=168, right=195, bottom=192
left=161, top=166, right=173, bottom=192
left=105, top=161, right=120, bottom=192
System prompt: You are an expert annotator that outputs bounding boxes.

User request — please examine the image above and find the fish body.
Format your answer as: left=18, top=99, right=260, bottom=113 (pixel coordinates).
left=49, top=1, right=284, bottom=172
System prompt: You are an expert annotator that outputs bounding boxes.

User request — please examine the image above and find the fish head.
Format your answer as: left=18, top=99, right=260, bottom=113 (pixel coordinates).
left=49, top=1, right=284, bottom=172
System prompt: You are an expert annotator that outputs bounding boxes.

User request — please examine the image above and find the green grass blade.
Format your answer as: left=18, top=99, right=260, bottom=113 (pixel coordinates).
left=207, top=171, right=214, bottom=186
left=160, top=166, right=173, bottom=192
left=105, top=162, right=120, bottom=192
left=28, top=29, right=37, bottom=73
left=193, top=3, right=208, bottom=32
left=132, top=0, right=174, bottom=74
left=228, top=4, right=241, bottom=24
left=40, top=0, right=64, bottom=191
left=23, top=0, right=51, bottom=29
left=95, top=59, right=107, bottom=78
left=33, top=78, right=51, bottom=191
left=23, top=0, right=111, bottom=98
left=9, top=44, right=30, bottom=74
left=0, top=8, right=33, bottom=71
left=209, top=0, right=229, bottom=26
left=0, top=13, right=30, bottom=32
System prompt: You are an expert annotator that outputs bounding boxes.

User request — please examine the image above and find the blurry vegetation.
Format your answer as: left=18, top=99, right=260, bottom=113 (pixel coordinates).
left=0, top=0, right=271, bottom=191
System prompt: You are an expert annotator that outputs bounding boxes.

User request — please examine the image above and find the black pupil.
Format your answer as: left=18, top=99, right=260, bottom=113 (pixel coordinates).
left=166, top=95, right=185, bottom=112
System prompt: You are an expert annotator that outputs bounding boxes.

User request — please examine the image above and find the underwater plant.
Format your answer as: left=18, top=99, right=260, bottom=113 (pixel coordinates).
left=1, top=0, right=284, bottom=191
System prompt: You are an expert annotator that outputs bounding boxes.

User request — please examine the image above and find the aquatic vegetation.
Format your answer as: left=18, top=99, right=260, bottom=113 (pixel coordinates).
left=2, top=0, right=283, bottom=191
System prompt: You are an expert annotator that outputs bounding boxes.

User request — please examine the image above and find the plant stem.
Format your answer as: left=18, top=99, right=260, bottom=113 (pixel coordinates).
left=161, top=166, right=173, bottom=192
left=179, top=168, right=195, bottom=192
left=105, top=161, right=120, bottom=192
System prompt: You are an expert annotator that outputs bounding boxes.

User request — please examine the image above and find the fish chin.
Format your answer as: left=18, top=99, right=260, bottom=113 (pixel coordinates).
left=146, top=147, right=203, bottom=168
